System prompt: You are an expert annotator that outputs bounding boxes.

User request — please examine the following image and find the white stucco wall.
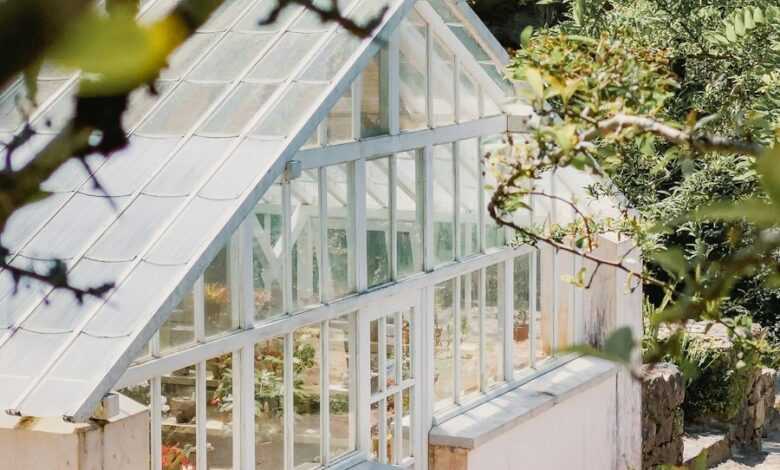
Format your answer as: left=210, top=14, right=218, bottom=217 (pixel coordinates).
left=466, top=376, right=617, bottom=470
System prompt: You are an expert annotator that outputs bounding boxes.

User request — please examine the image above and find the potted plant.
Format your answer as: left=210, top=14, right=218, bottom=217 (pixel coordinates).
left=162, top=443, right=194, bottom=470
left=513, top=309, right=530, bottom=342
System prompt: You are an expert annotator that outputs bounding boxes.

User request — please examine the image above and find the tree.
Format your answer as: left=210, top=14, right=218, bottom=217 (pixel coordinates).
left=0, top=0, right=384, bottom=299
left=489, top=0, right=780, bottom=362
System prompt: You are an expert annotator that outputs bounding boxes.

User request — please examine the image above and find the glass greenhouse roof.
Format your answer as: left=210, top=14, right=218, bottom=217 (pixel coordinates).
left=0, top=0, right=514, bottom=421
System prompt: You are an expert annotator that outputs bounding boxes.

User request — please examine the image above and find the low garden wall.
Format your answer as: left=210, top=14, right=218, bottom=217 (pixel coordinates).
left=641, top=363, right=684, bottom=468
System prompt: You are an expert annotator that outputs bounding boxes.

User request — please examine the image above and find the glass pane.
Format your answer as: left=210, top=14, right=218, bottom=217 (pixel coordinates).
left=237, top=2, right=302, bottom=32
left=485, top=264, right=504, bottom=387
left=291, top=170, right=320, bottom=311
left=370, top=319, right=380, bottom=395
left=458, top=139, right=479, bottom=257
left=205, top=244, right=235, bottom=338
left=459, top=69, right=480, bottom=122
left=483, top=135, right=506, bottom=248
left=329, top=314, right=356, bottom=459
left=396, top=150, right=423, bottom=278
left=206, top=354, right=233, bottom=470
left=557, top=250, right=573, bottom=351
left=535, top=248, right=551, bottom=363
left=123, top=80, right=174, bottom=130
left=254, top=179, right=284, bottom=323
left=161, top=32, right=216, bottom=80
left=366, top=158, right=391, bottom=287
left=360, top=52, right=389, bottom=138
left=300, top=31, right=362, bottom=82
left=460, top=271, right=480, bottom=398
left=433, top=144, right=455, bottom=266
left=255, top=337, right=285, bottom=470
left=249, top=32, right=322, bottom=81
left=118, top=380, right=150, bottom=406
left=431, top=37, right=455, bottom=127
left=294, top=326, right=321, bottom=469
left=387, top=314, right=397, bottom=389
left=326, top=86, right=353, bottom=144
left=138, top=81, right=226, bottom=136
left=189, top=32, right=274, bottom=82
left=199, top=82, right=279, bottom=136
left=399, top=12, right=427, bottom=132
left=369, top=401, right=380, bottom=461
left=513, top=255, right=531, bottom=373
left=252, top=82, right=327, bottom=138
left=401, top=309, right=412, bottom=381
left=386, top=394, right=396, bottom=464
left=160, top=291, right=195, bottom=353
left=483, top=89, right=502, bottom=117
left=401, top=387, right=412, bottom=460
left=325, top=163, right=355, bottom=300
left=162, top=365, right=197, bottom=470
left=433, top=279, right=455, bottom=411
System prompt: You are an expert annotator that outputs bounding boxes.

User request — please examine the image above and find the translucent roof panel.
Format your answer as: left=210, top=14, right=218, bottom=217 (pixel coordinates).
left=0, top=0, right=512, bottom=420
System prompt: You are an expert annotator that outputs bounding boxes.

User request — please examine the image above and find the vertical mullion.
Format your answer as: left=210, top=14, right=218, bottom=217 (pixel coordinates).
left=230, top=233, right=242, bottom=329
left=151, top=376, right=162, bottom=470
left=352, top=76, right=363, bottom=139
left=357, top=312, right=371, bottom=455
left=347, top=162, right=357, bottom=292
left=422, top=145, right=434, bottom=272
left=478, top=267, right=487, bottom=392
left=238, top=347, right=256, bottom=470
left=453, top=275, right=461, bottom=404
left=388, top=28, right=401, bottom=136
left=394, top=312, right=403, bottom=391
left=529, top=193, right=538, bottom=368
left=284, top=333, right=294, bottom=470
left=321, top=320, right=331, bottom=465
left=390, top=155, right=399, bottom=281
left=239, top=221, right=254, bottom=328
left=379, top=317, right=387, bottom=394
left=502, top=260, right=513, bottom=382
left=319, top=167, right=330, bottom=303
left=425, top=23, right=434, bottom=129
left=379, top=398, right=387, bottom=463
left=354, top=159, right=368, bottom=292
left=196, top=361, right=207, bottom=470
left=283, top=180, right=293, bottom=315
left=452, top=142, right=461, bottom=261
left=477, top=136, right=486, bottom=254
left=194, top=278, right=205, bottom=342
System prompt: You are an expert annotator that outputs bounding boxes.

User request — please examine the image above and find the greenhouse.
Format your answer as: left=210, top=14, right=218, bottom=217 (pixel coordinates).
left=0, top=1, right=643, bottom=469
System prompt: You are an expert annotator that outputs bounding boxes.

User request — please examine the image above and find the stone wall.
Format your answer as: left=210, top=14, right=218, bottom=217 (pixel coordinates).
left=731, top=367, right=777, bottom=450
left=641, top=363, right=685, bottom=468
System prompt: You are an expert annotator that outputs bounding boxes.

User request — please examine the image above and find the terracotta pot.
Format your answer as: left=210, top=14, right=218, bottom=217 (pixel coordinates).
left=513, top=324, right=529, bottom=342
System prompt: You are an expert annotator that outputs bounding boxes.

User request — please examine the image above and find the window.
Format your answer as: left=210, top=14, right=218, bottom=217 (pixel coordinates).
left=161, top=365, right=198, bottom=468
left=255, top=337, right=285, bottom=469
left=204, top=246, right=235, bottom=338
left=395, top=150, right=423, bottom=278
left=431, top=36, right=455, bottom=127
left=513, top=255, right=531, bottom=373
left=361, top=52, right=389, bottom=138
left=206, top=354, right=234, bottom=469
left=458, top=69, right=479, bottom=122
left=399, top=12, right=428, bottom=132
left=366, top=157, right=392, bottom=287
left=484, top=264, right=504, bottom=388
left=433, top=279, right=455, bottom=411
left=458, top=139, right=479, bottom=258
left=328, top=316, right=356, bottom=460
left=459, top=271, right=480, bottom=398
left=325, top=164, right=356, bottom=300
left=294, top=325, right=321, bottom=469
left=482, top=135, right=506, bottom=249
left=291, top=170, right=321, bottom=311
left=432, top=143, right=455, bottom=266
left=327, top=87, right=353, bottom=144
left=253, top=178, right=284, bottom=323
left=160, top=291, right=195, bottom=353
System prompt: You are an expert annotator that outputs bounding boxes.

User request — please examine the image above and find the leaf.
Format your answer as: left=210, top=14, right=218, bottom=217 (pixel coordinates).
left=520, top=25, right=534, bottom=48
left=525, top=67, right=545, bottom=101
left=561, top=78, right=582, bottom=106
left=650, top=247, right=687, bottom=279
left=567, top=327, right=636, bottom=364
left=744, top=8, right=756, bottom=30
left=724, top=20, right=737, bottom=42
left=733, top=13, right=746, bottom=36
left=554, top=124, right=578, bottom=151
left=691, top=199, right=780, bottom=226
left=753, top=6, right=765, bottom=24
left=757, top=146, right=780, bottom=206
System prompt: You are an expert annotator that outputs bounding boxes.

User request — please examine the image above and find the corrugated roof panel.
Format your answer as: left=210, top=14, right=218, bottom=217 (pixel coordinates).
left=21, top=259, right=130, bottom=334
left=0, top=270, right=49, bottom=329
left=251, top=81, right=328, bottom=138
left=143, top=197, right=238, bottom=266
left=199, top=138, right=283, bottom=200
left=87, top=195, right=186, bottom=262
left=0, top=79, right=70, bottom=133
left=160, top=33, right=219, bottom=80
left=200, top=0, right=255, bottom=32
left=19, top=194, right=131, bottom=260
left=80, top=136, right=181, bottom=197
left=1, top=193, right=71, bottom=254
left=82, top=262, right=183, bottom=338
left=247, top=31, right=324, bottom=81
left=236, top=1, right=303, bottom=32
left=189, top=32, right=276, bottom=82
left=298, top=30, right=363, bottom=82
left=0, top=329, right=70, bottom=390
left=144, top=136, right=235, bottom=197
left=122, top=80, right=176, bottom=130
left=136, top=81, right=228, bottom=137
left=198, top=82, right=279, bottom=137
left=40, top=155, right=102, bottom=194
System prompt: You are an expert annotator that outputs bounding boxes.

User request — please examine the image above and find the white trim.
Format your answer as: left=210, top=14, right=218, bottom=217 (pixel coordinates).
left=196, top=361, right=207, bottom=470
left=502, top=259, right=513, bottom=382
left=151, top=376, right=162, bottom=470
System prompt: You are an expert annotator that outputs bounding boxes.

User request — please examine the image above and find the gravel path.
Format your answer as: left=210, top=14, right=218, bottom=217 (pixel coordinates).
left=713, top=431, right=780, bottom=469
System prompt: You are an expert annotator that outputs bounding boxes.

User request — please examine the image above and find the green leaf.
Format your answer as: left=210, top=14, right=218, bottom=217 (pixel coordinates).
left=692, top=199, right=780, bottom=226
left=724, top=21, right=738, bottom=42
left=525, top=67, right=545, bottom=101
left=567, top=327, right=636, bottom=364
left=650, top=247, right=687, bottom=279
left=554, top=124, right=578, bottom=151
left=744, top=8, right=756, bottom=29
left=520, top=25, right=534, bottom=48
left=753, top=6, right=765, bottom=24
left=757, top=146, right=780, bottom=206
left=733, top=13, right=746, bottom=36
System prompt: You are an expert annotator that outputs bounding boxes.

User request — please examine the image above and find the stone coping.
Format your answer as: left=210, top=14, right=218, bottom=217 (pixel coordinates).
left=429, top=357, right=619, bottom=450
